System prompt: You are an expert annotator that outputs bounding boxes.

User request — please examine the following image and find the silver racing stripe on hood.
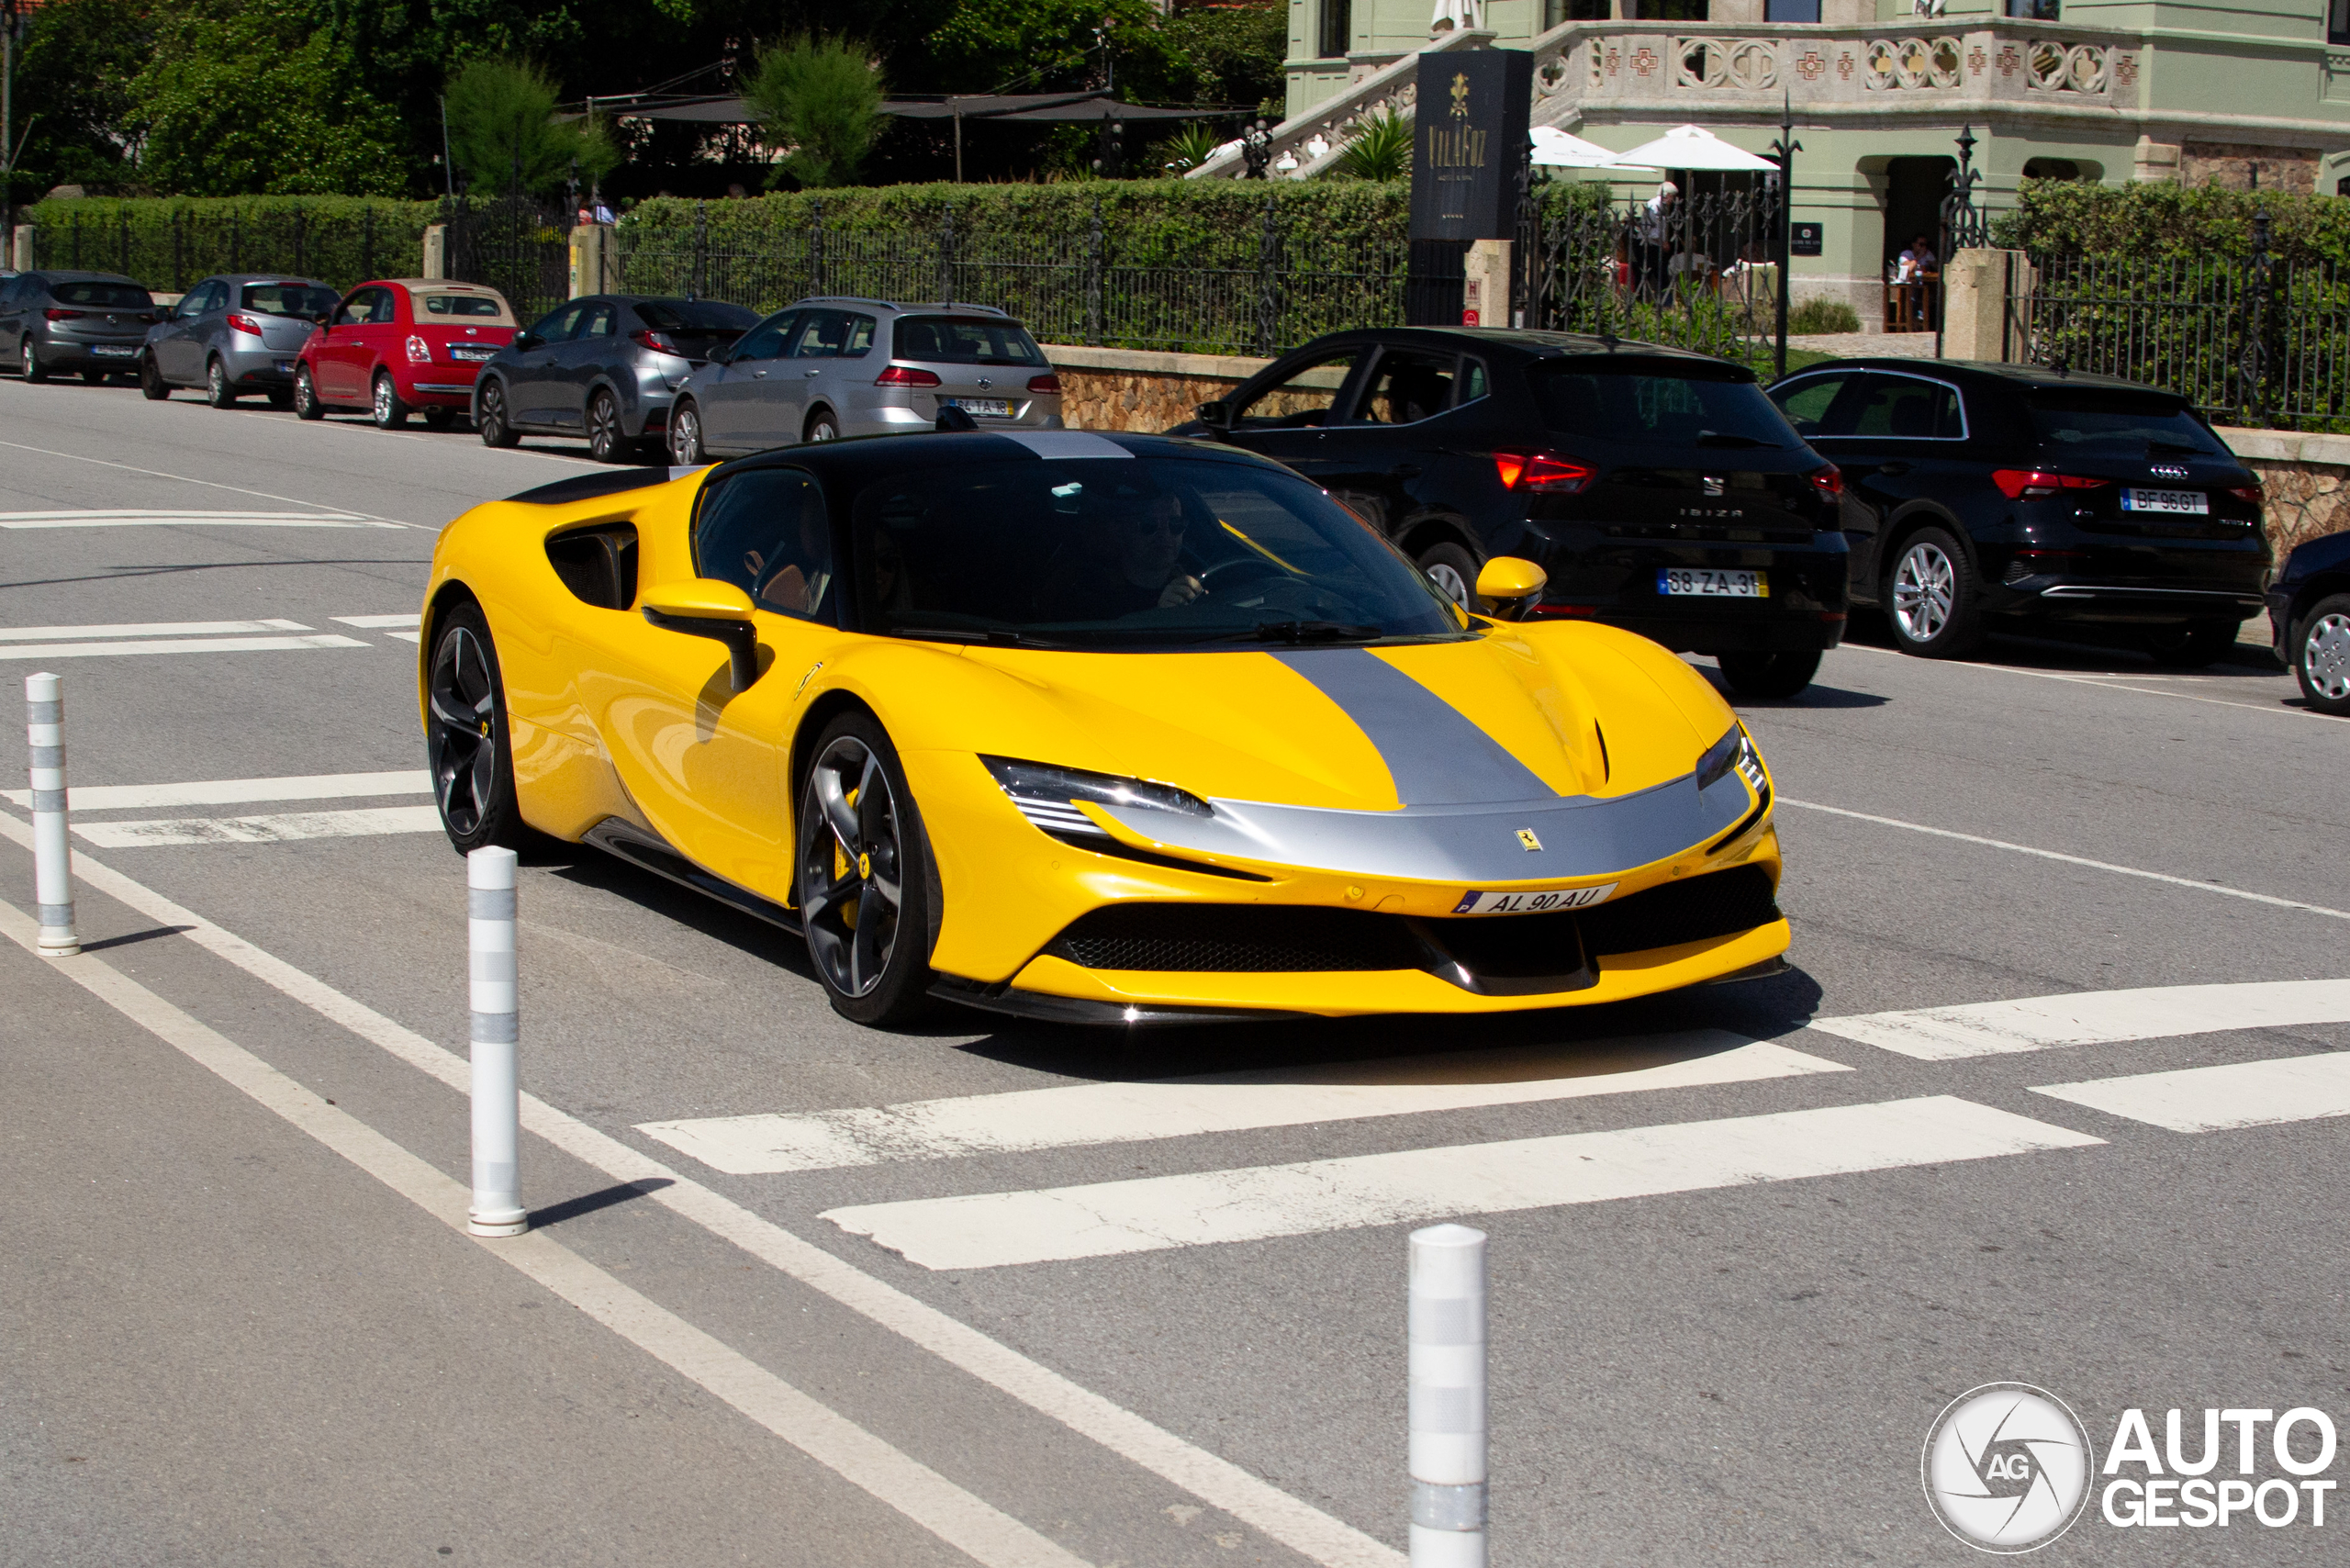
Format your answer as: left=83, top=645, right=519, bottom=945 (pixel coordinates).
left=1098, top=769, right=1755, bottom=883
left=1268, top=648, right=1552, bottom=806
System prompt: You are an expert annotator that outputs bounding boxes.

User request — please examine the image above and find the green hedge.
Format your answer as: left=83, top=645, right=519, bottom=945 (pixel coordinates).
left=25, top=196, right=442, bottom=292
left=1991, top=179, right=2350, bottom=267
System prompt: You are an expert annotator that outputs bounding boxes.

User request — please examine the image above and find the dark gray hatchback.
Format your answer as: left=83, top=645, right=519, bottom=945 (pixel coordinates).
left=0, top=270, right=159, bottom=383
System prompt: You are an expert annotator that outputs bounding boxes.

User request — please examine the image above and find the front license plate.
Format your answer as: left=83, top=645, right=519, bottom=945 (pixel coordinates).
left=1657, top=567, right=1766, bottom=598
left=1451, top=882, right=1618, bottom=916
left=945, top=398, right=1012, bottom=418
left=90, top=344, right=136, bottom=358
left=2121, top=487, right=2209, bottom=515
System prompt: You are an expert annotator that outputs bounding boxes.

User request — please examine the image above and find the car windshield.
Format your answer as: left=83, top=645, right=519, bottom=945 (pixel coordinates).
left=1529, top=358, right=1795, bottom=449
left=892, top=316, right=1045, bottom=366
left=851, top=455, right=1469, bottom=650
left=638, top=300, right=758, bottom=331
left=2028, top=389, right=2227, bottom=455
left=51, top=280, right=151, bottom=308
left=241, top=282, right=339, bottom=319
left=418, top=293, right=512, bottom=322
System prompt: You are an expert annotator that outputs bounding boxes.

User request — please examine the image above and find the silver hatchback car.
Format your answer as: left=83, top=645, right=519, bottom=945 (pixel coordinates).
left=666, top=298, right=1063, bottom=463
left=140, top=274, right=339, bottom=408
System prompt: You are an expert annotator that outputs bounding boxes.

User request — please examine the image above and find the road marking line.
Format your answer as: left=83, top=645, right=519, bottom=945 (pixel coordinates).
left=819, top=1096, right=2105, bottom=1271
left=3, top=769, right=431, bottom=813
left=386, top=631, right=423, bottom=644
left=333, top=613, right=422, bottom=628
left=0, top=438, right=417, bottom=522
left=0, top=902, right=1092, bottom=1568
left=1830, top=643, right=2344, bottom=723
left=640, top=1037, right=1850, bottom=1176
left=0, top=815, right=1400, bottom=1568
left=73, top=803, right=442, bottom=848
left=0, top=510, right=398, bottom=530
left=1810, top=979, right=2350, bottom=1060
left=0, top=618, right=313, bottom=641
left=1779, top=798, right=2350, bottom=921
left=2033, top=1050, right=2350, bottom=1133
left=0, top=633, right=371, bottom=660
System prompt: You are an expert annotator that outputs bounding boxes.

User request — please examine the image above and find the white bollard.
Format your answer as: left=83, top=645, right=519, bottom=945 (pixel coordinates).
left=24, top=673, right=79, bottom=957
left=466, top=846, right=526, bottom=1237
left=1410, top=1223, right=1488, bottom=1567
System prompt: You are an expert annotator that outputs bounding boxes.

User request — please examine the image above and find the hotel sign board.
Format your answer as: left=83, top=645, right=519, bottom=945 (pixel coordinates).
left=1408, top=49, right=1534, bottom=243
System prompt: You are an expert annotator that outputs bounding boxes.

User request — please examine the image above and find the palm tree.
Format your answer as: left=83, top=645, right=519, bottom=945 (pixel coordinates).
left=1331, top=111, right=1411, bottom=181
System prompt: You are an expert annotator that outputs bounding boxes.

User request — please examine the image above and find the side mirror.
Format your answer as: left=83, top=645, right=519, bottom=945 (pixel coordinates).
left=709, top=342, right=736, bottom=365
left=315, top=314, right=334, bottom=329
left=512, top=331, right=543, bottom=352
left=1195, top=398, right=1233, bottom=432
left=1472, top=556, right=1548, bottom=620
left=641, top=579, right=760, bottom=691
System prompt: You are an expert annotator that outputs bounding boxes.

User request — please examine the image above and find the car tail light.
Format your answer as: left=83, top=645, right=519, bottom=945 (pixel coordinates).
left=227, top=311, right=267, bottom=338
left=1807, top=464, right=1843, bottom=501
left=1992, top=469, right=2111, bottom=499
left=406, top=334, right=432, bottom=364
left=1027, top=373, right=1061, bottom=394
left=2228, top=484, right=2265, bottom=505
left=875, top=364, right=941, bottom=387
left=1492, top=451, right=1595, bottom=494
left=630, top=328, right=682, bottom=355
left=43, top=308, right=85, bottom=321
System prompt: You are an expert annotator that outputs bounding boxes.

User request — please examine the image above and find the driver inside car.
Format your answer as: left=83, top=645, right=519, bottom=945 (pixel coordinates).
left=1043, top=478, right=1206, bottom=618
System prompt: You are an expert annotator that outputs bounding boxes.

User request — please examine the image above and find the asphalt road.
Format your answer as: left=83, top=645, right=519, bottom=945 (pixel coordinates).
left=5, top=375, right=2348, bottom=1567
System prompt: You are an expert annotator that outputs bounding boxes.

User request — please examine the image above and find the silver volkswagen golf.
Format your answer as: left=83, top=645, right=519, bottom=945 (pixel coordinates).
left=666, top=298, right=1064, bottom=463
left=140, top=274, right=340, bottom=408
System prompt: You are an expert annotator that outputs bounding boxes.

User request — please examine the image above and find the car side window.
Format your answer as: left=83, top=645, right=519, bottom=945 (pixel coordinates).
left=733, top=310, right=798, bottom=363
left=530, top=305, right=582, bottom=342
left=1851, top=375, right=1965, bottom=440
left=330, top=289, right=368, bottom=326
left=1348, top=349, right=1458, bottom=426
left=579, top=304, right=618, bottom=339
left=1233, top=350, right=1360, bottom=429
left=1459, top=357, right=1490, bottom=407
left=842, top=314, right=877, bottom=357
left=185, top=281, right=225, bottom=315
left=789, top=309, right=849, bottom=359
left=1770, top=375, right=1851, bottom=437
left=693, top=468, right=835, bottom=622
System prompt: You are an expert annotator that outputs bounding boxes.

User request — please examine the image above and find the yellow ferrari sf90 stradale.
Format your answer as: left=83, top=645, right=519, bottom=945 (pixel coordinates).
left=420, top=430, right=1785, bottom=1026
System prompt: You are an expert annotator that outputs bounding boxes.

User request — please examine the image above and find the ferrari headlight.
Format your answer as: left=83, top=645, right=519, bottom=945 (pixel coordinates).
left=1695, top=723, right=1766, bottom=794
left=982, top=756, right=1211, bottom=841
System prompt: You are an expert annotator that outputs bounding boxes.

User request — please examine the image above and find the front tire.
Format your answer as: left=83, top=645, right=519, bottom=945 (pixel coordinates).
left=20, top=338, right=46, bottom=383
left=1716, top=648, right=1822, bottom=699
left=425, top=601, right=528, bottom=854
left=796, top=712, right=936, bottom=1027
left=140, top=353, right=171, bottom=400
left=206, top=357, right=238, bottom=408
left=477, top=378, right=519, bottom=447
left=1886, top=526, right=1983, bottom=658
left=372, top=371, right=409, bottom=430
left=588, top=389, right=632, bottom=462
left=1417, top=540, right=1480, bottom=611
left=294, top=364, right=325, bottom=420
left=2294, top=594, right=2350, bottom=716
left=669, top=398, right=707, bottom=465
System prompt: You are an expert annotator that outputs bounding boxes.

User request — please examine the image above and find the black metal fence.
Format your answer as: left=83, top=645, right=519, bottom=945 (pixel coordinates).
left=611, top=196, right=1407, bottom=356
left=32, top=204, right=417, bottom=292
left=1520, top=186, right=1780, bottom=365
left=2009, top=217, right=2348, bottom=431
left=445, top=192, right=573, bottom=326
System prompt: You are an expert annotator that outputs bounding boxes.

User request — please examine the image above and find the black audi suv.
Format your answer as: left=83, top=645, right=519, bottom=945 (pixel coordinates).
left=1175, top=327, right=1849, bottom=698
left=1767, top=359, right=2268, bottom=665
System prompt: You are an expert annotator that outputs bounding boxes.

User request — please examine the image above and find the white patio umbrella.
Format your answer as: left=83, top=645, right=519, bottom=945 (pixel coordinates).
left=1612, top=123, right=1782, bottom=174
left=1528, top=126, right=1662, bottom=172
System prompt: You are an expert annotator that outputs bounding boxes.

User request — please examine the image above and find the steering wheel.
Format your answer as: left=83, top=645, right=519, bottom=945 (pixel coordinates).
left=1201, top=557, right=1286, bottom=594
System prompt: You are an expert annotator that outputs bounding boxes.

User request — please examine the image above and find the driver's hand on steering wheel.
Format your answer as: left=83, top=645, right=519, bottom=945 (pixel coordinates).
left=1158, top=573, right=1204, bottom=608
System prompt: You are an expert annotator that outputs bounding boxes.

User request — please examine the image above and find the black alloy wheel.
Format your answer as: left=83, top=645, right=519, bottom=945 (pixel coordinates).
left=2145, top=620, right=2237, bottom=668
left=206, top=357, right=237, bottom=408
left=669, top=398, right=707, bottom=465
left=372, top=371, right=409, bottom=430
left=20, top=337, right=46, bottom=383
left=2295, top=593, right=2350, bottom=716
left=477, top=378, right=519, bottom=447
left=140, top=353, right=171, bottom=400
left=1716, top=648, right=1822, bottom=700
left=588, top=389, right=632, bottom=462
left=1885, top=525, right=1984, bottom=658
left=803, top=409, right=840, bottom=443
left=293, top=364, right=325, bottom=420
left=796, top=713, right=936, bottom=1026
left=425, top=603, right=527, bottom=854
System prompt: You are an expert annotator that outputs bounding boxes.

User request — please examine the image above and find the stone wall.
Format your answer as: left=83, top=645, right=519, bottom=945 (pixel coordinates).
left=2216, top=428, right=2350, bottom=559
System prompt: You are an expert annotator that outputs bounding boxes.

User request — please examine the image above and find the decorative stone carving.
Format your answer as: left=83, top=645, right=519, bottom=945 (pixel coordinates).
left=1632, top=46, right=1659, bottom=77
left=1865, top=37, right=1963, bottom=91
left=1796, top=49, right=1826, bottom=82
left=1967, top=45, right=1986, bottom=76
left=2025, top=41, right=2107, bottom=95
left=1997, top=43, right=2020, bottom=77
left=1676, top=38, right=1780, bottom=91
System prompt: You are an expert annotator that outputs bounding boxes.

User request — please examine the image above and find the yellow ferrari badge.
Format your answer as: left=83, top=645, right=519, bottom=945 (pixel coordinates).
left=1516, top=827, right=1542, bottom=852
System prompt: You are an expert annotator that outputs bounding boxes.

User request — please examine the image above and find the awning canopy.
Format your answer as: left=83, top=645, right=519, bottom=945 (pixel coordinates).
left=1528, top=126, right=1662, bottom=172
left=613, top=92, right=1225, bottom=126
left=1612, top=124, right=1782, bottom=174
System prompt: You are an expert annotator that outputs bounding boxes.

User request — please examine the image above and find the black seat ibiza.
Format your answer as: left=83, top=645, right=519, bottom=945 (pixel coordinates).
left=1178, top=327, right=1849, bottom=698
left=1767, top=359, right=2268, bottom=664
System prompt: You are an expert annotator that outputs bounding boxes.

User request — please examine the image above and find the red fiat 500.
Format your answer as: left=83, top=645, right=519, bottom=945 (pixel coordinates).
left=294, top=279, right=518, bottom=429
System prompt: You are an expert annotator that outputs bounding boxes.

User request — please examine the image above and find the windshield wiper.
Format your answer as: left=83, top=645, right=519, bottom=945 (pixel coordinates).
left=894, top=625, right=1062, bottom=649
left=1694, top=431, right=1780, bottom=449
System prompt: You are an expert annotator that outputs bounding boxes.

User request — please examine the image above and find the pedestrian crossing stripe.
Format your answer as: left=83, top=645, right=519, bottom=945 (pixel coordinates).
left=1809, top=980, right=2350, bottom=1059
